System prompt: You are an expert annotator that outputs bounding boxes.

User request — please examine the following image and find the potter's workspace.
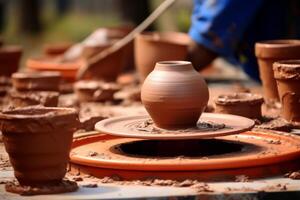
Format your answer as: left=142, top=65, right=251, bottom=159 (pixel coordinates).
left=1, top=0, right=300, bottom=200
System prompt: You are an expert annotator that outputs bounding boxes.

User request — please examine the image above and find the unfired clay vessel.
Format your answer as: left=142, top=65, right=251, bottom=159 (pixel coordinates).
left=141, top=61, right=209, bottom=129
left=9, top=90, right=59, bottom=108
left=74, top=80, right=121, bottom=102
left=0, top=107, right=79, bottom=186
left=255, top=40, right=300, bottom=100
left=135, top=32, right=191, bottom=82
left=12, top=71, right=61, bottom=91
left=273, top=60, right=300, bottom=123
left=214, top=93, right=264, bottom=119
left=0, top=45, right=23, bottom=77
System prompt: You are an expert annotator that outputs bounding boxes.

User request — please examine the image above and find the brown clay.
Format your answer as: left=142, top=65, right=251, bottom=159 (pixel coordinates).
left=255, top=40, right=300, bottom=100
left=43, top=42, right=73, bottom=58
left=214, top=93, right=264, bottom=119
left=0, top=45, right=23, bottom=77
left=12, top=71, right=61, bottom=92
left=74, top=80, right=121, bottom=102
left=0, top=107, right=79, bottom=186
left=135, top=32, right=191, bottom=82
left=141, top=61, right=209, bottom=129
left=273, top=60, right=300, bottom=123
left=8, top=90, right=59, bottom=108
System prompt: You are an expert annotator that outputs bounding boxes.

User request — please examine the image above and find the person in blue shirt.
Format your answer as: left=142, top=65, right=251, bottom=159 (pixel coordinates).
left=188, top=0, right=300, bottom=81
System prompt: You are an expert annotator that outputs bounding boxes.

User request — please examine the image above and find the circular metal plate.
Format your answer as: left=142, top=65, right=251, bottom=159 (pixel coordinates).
left=95, top=113, right=255, bottom=140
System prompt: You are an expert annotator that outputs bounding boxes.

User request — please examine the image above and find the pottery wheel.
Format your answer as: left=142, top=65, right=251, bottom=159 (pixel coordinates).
left=95, top=113, right=255, bottom=140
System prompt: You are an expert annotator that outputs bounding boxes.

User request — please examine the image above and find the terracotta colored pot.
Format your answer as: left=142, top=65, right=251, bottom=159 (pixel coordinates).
left=0, top=107, right=79, bottom=186
left=214, top=93, right=264, bottom=119
left=273, top=60, right=300, bottom=123
left=8, top=90, right=59, bottom=108
left=74, top=80, right=120, bottom=102
left=43, top=42, right=73, bottom=57
left=0, top=45, right=23, bottom=77
left=134, top=32, right=191, bottom=82
left=12, top=71, right=61, bottom=92
left=255, top=40, right=300, bottom=100
left=141, top=61, right=209, bottom=129
left=26, top=57, right=82, bottom=82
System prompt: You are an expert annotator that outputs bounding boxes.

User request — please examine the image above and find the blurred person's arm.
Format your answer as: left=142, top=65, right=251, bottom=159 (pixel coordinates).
left=188, top=0, right=264, bottom=71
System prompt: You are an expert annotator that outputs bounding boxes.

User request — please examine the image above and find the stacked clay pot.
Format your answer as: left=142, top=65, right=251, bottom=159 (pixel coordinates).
left=135, top=32, right=191, bottom=82
left=0, top=107, right=79, bottom=185
left=141, top=61, right=209, bottom=129
left=273, top=60, right=300, bottom=124
left=255, top=40, right=300, bottom=101
left=0, top=45, right=22, bottom=77
left=9, top=71, right=61, bottom=107
left=214, top=93, right=264, bottom=119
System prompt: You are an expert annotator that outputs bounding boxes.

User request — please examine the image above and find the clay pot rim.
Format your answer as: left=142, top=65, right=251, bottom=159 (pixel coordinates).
left=273, top=59, right=300, bottom=80
left=9, top=90, right=60, bottom=97
left=27, top=57, right=82, bottom=69
left=274, top=59, right=300, bottom=67
left=155, top=61, right=193, bottom=70
left=137, top=31, right=190, bottom=46
left=12, top=71, right=61, bottom=79
left=215, top=93, right=264, bottom=105
left=0, top=45, right=23, bottom=53
left=255, top=40, right=300, bottom=58
left=0, top=106, right=77, bottom=120
left=74, top=80, right=121, bottom=91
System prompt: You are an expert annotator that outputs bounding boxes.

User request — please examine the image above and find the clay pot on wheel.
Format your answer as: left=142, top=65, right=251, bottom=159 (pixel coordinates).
left=214, top=93, right=264, bottom=119
left=0, top=107, right=79, bottom=186
left=255, top=40, right=300, bottom=101
left=12, top=71, right=61, bottom=92
left=0, top=45, right=23, bottom=77
left=141, top=61, right=209, bottom=129
left=135, top=32, right=191, bottom=82
left=273, top=60, right=300, bottom=123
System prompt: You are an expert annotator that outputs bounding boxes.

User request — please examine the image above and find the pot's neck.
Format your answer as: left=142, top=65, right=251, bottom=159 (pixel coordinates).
left=155, top=61, right=194, bottom=71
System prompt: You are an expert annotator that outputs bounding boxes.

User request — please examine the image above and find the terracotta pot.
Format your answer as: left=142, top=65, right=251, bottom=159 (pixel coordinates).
left=74, top=80, right=120, bottom=102
left=0, top=107, right=79, bottom=186
left=43, top=42, right=73, bottom=57
left=0, top=45, right=23, bottom=77
left=273, top=60, right=300, bottom=123
left=255, top=40, right=300, bottom=100
left=8, top=90, right=59, bottom=108
left=12, top=71, right=61, bottom=92
left=135, top=32, right=191, bottom=82
left=214, top=93, right=264, bottom=119
left=26, top=57, right=82, bottom=82
left=141, top=61, right=209, bottom=129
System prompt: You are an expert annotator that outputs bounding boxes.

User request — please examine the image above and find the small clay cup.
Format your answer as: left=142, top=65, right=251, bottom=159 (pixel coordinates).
left=214, top=93, right=264, bottom=119
left=135, top=32, right=191, bottom=82
left=141, top=61, right=209, bottom=129
left=273, top=60, right=300, bottom=123
left=74, top=80, right=121, bottom=102
left=0, top=45, right=23, bottom=77
left=255, top=40, right=300, bottom=100
left=0, top=107, right=79, bottom=186
left=8, top=90, right=59, bottom=108
left=12, top=71, right=61, bottom=92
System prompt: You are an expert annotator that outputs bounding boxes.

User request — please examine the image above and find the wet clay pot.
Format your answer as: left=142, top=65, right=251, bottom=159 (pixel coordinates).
left=255, top=40, right=300, bottom=100
left=12, top=71, right=61, bottom=92
left=26, top=57, right=83, bottom=82
left=214, top=93, right=264, bottom=119
left=141, top=61, right=209, bottom=129
left=74, top=80, right=121, bottom=102
left=0, top=45, right=23, bottom=77
left=0, top=107, right=79, bottom=186
left=135, top=32, right=191, bottom=82
left=43, top=42, right=73, bottom=58
left=9, top=90, right=59, bottom=108
left=273, top=60, right=300, bottom=123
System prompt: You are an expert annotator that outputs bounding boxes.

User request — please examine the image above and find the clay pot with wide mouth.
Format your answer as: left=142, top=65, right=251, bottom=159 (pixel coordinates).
left=135, top=32, right=191, bottom=82
left=12, top=71, right=61, bottom=92
left=43, top=42, right=73, bottom=58
left=214, top=93, right=264, bottom=119
left=8, top=90, right=59, bottom=108
left=0, top=45, right=23, bottom=77
left=273, top=60, right=300, bottom=123
left=74, top=80, right=121, bottom=102
left=0, top=107, right=79, bottom=186
left=141, top=61, right=209, bottom=129
left=255, top=40, right=300, bottom=100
